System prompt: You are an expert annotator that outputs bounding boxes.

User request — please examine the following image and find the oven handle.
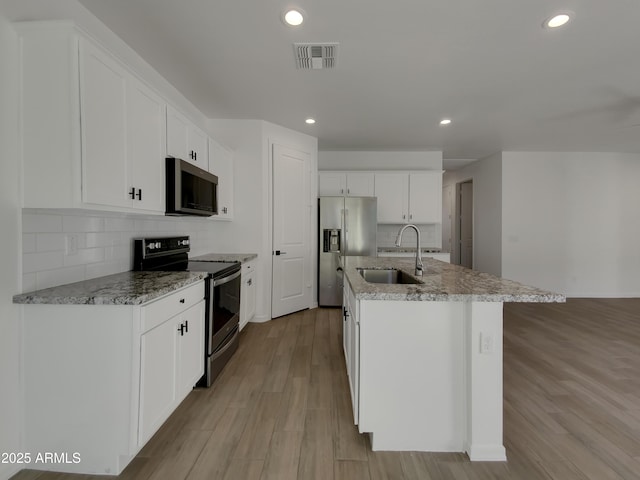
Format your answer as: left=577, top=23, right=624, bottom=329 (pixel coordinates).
left=212, top=269, right=241, bottom=287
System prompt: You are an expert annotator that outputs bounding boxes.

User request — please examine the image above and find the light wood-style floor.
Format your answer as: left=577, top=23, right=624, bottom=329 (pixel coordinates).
left=12, top=299, right=640, bottom=480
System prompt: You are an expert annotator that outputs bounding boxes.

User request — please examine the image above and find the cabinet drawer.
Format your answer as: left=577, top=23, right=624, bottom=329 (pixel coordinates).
left=242, top=261, right=254, bottom=275
left=141, top=281, right=205, bottom=333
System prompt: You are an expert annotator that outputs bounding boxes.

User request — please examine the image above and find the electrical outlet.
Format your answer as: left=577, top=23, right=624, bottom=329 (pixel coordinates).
left=65, top=234, right=78, bottom=256
left=480, top=332, right=493, bottom=354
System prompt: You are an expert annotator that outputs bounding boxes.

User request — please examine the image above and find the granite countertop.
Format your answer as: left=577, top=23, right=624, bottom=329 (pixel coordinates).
left=378, top=247, right=445, bottom=254
left=189, top=253, right=258, bottom=263
left=13, top=271, right=207, bottom=306
left=343, top=256, right=565, bottom=303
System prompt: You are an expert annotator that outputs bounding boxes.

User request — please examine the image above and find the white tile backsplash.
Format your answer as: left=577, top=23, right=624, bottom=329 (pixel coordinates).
left=21, top=209, right=222, bottom=292
left=63, top=215, right=105, bottom=233
left=377, top=223, right=441, bottom=249
left=35, top=233, right=66, bottom=252
left=36, top=266, right=86, bottom=290
left=23, top=251, right=64, bottom=274
left=22, top=233, right=36, bottom=253
left=23, top=213, right=63, bottom=233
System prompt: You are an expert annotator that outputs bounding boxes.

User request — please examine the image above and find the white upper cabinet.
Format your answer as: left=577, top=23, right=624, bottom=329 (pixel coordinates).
left=208, top=137, right=234, bottom=220
left=375, top=171, right=442, bottom=224
left=126, top=76, right=167, bottom=213
left=79, top=40, right=129, bottom=209
left=18, top=22, right=166, bottom=214
left=374, top=173, right=410, bottom=223
left=319, top=172, right=347, bottom=196
left=346, top=172, right=375, bottom=196
left=319, top=171, right=375, bottom=196
left=166, top=105, right=208, bottom=169
left=408, top=172, right=442, bottom=223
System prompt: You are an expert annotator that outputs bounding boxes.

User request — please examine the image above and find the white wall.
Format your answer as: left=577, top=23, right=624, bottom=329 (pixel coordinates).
left=443, top=153, right=503, bottom=276
left=0, top=13, right=22, bottom=480
left=208, top=119, right=318, bottom=319
left=319, top=150, right=442, bottom=170
left=501, top=152, right=640, bottom=297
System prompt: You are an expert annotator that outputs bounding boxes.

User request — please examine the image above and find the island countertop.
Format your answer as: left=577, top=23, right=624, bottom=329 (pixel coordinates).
left=13, top=271, right=207, bottom=306
left=343, top=256, right=565, bottom=303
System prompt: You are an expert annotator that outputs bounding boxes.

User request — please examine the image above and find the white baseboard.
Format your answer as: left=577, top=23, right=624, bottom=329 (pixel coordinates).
left=1, top=463, right=22, bottom=480
left=466, top=444, right=507, bottom=461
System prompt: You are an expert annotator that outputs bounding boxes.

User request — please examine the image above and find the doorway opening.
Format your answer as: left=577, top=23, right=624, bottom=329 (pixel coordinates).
left=456, top=180, right=473, bottom=268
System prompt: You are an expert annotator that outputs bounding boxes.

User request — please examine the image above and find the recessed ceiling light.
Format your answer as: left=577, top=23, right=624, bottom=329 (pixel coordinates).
left=544, top=13, right=572, bottom=28
left=440, top=119, right=452, bottom=125
left=305, top=118, right=316, bottom=125
left=283, top=9, right=304, bottom=26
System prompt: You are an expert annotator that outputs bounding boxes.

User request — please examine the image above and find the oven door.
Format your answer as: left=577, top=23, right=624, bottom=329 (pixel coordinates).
left=208, top=268, right=241, bottom=354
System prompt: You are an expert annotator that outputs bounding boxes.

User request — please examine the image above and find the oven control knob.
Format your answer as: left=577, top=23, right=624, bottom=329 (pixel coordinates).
left=182, top=239, right=190, bottom=246
left=155, top=242, right=162, bottom=249
left=148, top=243, right=155, bottom=250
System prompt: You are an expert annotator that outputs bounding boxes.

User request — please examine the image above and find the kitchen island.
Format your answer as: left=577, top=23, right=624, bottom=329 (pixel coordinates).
left=341, top=256, right=564, bottom=461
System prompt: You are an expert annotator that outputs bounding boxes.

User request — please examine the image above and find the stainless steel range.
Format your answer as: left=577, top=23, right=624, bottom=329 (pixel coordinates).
left=133, top=236, right=240, bottom=387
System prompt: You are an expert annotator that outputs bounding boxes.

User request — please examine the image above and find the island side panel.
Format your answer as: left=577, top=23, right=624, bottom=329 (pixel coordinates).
left=358, top=299, right=465, bottom=452
left=464, top=301, right=507, bottom=461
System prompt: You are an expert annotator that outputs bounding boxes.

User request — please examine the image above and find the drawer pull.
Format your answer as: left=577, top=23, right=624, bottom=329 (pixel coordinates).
left=179, top=298, right=185, bottom=303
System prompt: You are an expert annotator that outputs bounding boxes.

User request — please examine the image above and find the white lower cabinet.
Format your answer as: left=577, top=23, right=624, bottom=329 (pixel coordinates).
left=21, top=281, right=205, bottom=475
left=240, top=260, right=257, bottom=330
left=342, top=280, right=360, bottom=424
left=139, top=298, right=204, bottom=446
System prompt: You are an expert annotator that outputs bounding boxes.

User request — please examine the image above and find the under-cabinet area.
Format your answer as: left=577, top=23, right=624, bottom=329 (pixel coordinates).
left=15, top=275, right=206, bottom=475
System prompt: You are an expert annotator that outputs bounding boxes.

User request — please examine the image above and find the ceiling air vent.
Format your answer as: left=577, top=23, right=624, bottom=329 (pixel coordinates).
left=293, top=43, right=339, bottom=70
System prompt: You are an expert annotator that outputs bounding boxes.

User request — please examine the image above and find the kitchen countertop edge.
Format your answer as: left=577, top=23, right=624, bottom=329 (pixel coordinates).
left=13, top=271, right=208, bottom=306
left=343, top=256, right=565, bottom=303
left=189, top=253, right=258, bottom=263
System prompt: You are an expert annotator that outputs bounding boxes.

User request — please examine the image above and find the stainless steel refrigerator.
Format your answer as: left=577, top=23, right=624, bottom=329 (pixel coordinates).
left=318, top=196, right=377, bottom=306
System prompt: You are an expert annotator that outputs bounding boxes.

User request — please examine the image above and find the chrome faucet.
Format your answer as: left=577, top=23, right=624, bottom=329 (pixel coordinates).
left=395, top=224, right=423, bottom=276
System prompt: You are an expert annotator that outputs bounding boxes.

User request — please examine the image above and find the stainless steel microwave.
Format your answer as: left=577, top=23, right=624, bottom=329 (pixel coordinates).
left=166, top=157, right=218, bottom=216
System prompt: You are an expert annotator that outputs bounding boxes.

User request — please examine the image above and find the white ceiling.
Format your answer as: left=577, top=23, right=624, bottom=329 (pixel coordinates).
left=9, top=0, right=640, bottom=160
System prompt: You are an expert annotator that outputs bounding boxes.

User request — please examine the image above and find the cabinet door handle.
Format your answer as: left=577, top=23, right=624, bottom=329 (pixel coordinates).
left=247, top=278, right=252, bottom=286
left=136, top=189, right=142, bottom=201
left=129, top=187, right=136, bottom=199
left=402, top=214, right=406, bottom=220
left=179, top=298, right=185, bottom=303
left=184, top=320, right=188, bottom=333
left=409, top=213, right=412, bottom=220
left=177, top=324, right=185, bottom=336
left=222, top=207, right=228, bottom=214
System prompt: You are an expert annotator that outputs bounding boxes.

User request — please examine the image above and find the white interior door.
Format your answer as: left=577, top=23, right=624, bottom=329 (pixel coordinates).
left=272, top=144, right=311, bottom=318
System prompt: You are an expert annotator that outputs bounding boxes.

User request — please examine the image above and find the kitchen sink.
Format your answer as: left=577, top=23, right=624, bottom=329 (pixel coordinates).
left=357, top=268, right=423, bottom=285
